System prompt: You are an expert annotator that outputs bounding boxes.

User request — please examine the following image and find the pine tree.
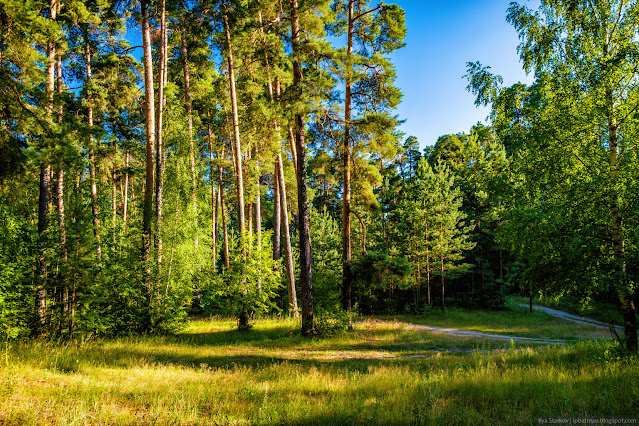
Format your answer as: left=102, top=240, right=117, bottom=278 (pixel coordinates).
left=329, top=0, right=406, bottom=313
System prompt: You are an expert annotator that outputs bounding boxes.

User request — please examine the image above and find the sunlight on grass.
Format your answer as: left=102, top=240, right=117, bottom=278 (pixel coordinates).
left=1, top=314, right=636, bottom=425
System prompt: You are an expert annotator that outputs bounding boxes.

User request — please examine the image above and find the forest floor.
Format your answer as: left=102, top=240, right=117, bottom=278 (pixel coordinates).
left=1, top=300, right=638, bottom=425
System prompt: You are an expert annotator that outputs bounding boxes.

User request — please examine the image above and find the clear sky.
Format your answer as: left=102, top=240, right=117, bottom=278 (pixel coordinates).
left=390, top=0, right=539, bottom=149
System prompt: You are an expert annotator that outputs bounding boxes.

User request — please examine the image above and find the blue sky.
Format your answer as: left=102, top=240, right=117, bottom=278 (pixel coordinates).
left=390, top=0, right=539, bottom=149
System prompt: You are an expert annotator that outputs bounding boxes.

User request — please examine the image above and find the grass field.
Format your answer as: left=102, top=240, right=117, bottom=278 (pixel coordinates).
left=1, top=306, right=637, bottom=425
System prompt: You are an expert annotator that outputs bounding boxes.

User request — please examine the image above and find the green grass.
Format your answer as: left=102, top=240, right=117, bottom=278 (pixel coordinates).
left=0, top=312, right=637, bottom=425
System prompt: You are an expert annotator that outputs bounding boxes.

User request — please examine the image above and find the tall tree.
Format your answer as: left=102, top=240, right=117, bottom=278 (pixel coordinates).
left=428, top=161, right=475, bottom=312
left=289, top=0, right=314, bottom=333
left=467, top=0, right=639, bottom=349
left=180, top=6, right=198, bottom=253
left=84, top=28, right=103, bottom=266
left=155, top=0, right=168, bottom=267
left=223, top=11, right=246, bottom=240
left=331, top=0, right=406, bottom=313
left=35, top=0, right=59, bottom=333
left=141, top=0, right=156, bottom=301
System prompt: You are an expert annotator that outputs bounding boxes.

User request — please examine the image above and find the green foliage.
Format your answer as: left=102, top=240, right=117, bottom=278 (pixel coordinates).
left=197, top=230, right=283, bottom=329
left=311, top=307, right=350, bottom=336
left=310, top=206, right=342, bottom=311
left=349, top=252, right=413, bottom=314
left=0, top=198, right=33, bottom=340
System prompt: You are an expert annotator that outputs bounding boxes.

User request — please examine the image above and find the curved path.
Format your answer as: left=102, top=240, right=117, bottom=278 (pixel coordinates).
left=519, top=303, right=623, bottom=332
left=359, top=304, right=622, bottom=347
left=369, top=321, right=570, bottom=345
left=398, top=322, right=569, bottom=344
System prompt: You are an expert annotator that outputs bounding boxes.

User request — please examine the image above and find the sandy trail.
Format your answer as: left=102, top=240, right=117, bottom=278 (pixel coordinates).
left=358, top=304, right=623, bottom=348
left=362, top=320, right=570, bottom=345
left=518, top=303, right=623, bottom=332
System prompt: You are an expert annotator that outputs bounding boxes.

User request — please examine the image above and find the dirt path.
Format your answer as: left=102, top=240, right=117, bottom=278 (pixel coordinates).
left=358, top=304, right=623, bottom=347
left=518, top=304, right=623, bottom=332
left=376, top=321, right=571, bottom=345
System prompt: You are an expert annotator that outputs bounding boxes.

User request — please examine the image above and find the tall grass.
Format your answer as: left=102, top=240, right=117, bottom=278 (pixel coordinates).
left=0, top=317, right=636, bottom=425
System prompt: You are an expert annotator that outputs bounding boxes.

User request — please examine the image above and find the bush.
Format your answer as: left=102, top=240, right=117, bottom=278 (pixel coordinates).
left=312, top=308, right=350, bottom=336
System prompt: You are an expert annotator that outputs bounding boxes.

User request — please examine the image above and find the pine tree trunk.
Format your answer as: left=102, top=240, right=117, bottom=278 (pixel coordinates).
left=259, top=14, right=281, bottom=267
left=218, top=147, right=230, bottom=269
left=123, top=149, right=129, bottom=233
left=224, top=14, right=245, bottom=238
left=85, top=41, right=102, bottom=266
left=341, top=0, right=354, bottom=314
left=416, top=254, right=421, bottom=310
left=440, top=254, right=445, bottom=313
left=351, top=210, right=366, bottom=255
left=36, top=163, right=50, bottom=332
left=35, top=0, right=58, bottom=334
left=209, top=126, right=218, bottom=268
left=55, top=44, right=68, bottom=323
left=253, top=147, right=262, bottom=289
left=479, top=220, right=485, bottom=289
left=273, top=163, right=281, bottom=262
left=57, top=170, right=67, bottom=319
left=155, top=0, right=167, bottom=267
left=440, top=218, right=445, bottom=312
left=141, top=0, right=156, bottom=300
left=277, top=153, right=298, bottom=318
left=254, top=151, right=261, bottom=251
left=426, top=236, right=431, bottom=307
left=112, top=158, right=117, bottom=237
left=287, top=127, right=298, bottom=182
left=247, top=202, right=253, bottom=242
left=181, top=24, right=198, bottom=252
left=290, top=0, right=313, bottom=333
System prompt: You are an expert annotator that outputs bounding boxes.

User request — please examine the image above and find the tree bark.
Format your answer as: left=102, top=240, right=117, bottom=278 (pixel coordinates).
left=247, top=202, right=253, bottom=242
left=224, top=13, right=245, bottom=238
left=288, top=127, right=298, bottom=182
left=112, top=152, right=117, bottom=238
left=273, top=163, right=281, bottom=262
left=35, top=0, right=58, bottom=334
left=351, top=210, right=366, bottom=255
left=253, top=147, right=262, bottom=289
left=181, top=22, right=198, bottom=252
left=36, top=162, right=51, bottom=332
left=254, top=159, right=261, bottom=251
left=218, top=147, right=230, bottom=269
left=123, top=149, right=129, bottom=233
left=277, top=153, right=298, bottom=318
left=209, top=125, right=218, bottom=268
left=141, top=0, right=156, bottom=299
left=290, top=0, right=313, bottom=333
left=440, top=254, right=445, bottom=313
left=155, top=0, right=167, bottom=267
left=341, top=0, right=354, bottom=314
left=55, top=42, right=68, bottom=323
left=426, top=233, right=431, bottom=307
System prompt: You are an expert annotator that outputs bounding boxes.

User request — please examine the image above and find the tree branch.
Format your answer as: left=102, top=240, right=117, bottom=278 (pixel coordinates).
left=353, top=4, right=382, bottom=22
left=350, top=209, right=367, bottom=255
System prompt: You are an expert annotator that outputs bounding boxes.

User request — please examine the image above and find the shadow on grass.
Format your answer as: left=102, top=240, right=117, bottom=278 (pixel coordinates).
left=171, top=325, right=298, bottom=347
left=79, top=335, right=598, bottom=375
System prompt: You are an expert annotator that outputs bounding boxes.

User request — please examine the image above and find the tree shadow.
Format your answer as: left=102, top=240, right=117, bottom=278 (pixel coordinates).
left=171, top=325, right=299, bottom=347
